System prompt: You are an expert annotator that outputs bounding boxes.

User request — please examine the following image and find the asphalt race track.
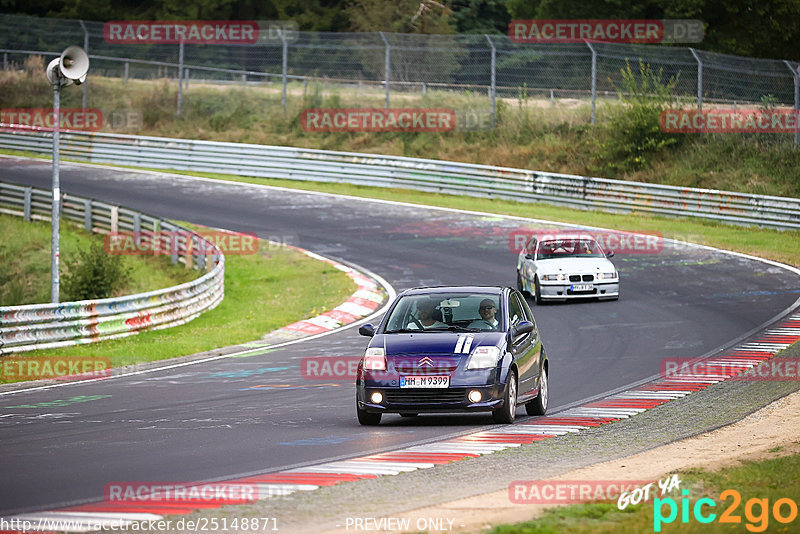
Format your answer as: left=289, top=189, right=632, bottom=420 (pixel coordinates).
left=1, top=157, right=799, bottom=515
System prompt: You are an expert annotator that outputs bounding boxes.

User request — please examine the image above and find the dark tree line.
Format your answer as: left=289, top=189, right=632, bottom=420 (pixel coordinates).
left=3, top=0, right=798, bottom=59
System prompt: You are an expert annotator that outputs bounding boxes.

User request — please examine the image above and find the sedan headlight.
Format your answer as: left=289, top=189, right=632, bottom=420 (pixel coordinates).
left=541, top=273, right=565, bottom=281
left=597, top=272, right=618, bottom=280
left=363, top=347, right=386, bottom=371
left=466, top=346, right=502, bottom=370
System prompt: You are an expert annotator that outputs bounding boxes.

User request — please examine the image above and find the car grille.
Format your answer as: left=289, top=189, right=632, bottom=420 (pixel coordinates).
left=384, top=388, right=467, bottom=405
left=392, top=356, right=459, bottom=375
left=568, top=274, right=594, bottom=282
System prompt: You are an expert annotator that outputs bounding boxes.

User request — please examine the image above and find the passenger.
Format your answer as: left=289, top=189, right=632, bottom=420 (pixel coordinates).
left=468, top=299, right=499, bottom=330
left=408, top=298, right=447, bottom=329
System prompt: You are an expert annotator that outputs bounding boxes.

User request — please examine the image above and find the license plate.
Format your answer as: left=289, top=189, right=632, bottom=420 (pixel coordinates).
left=571, top=284, right=593, bottom=292
left=400, top=375, right=450, bottom=388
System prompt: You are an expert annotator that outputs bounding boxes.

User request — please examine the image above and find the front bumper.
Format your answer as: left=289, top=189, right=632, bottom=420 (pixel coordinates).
left=538, top=281, right=619, bottom=300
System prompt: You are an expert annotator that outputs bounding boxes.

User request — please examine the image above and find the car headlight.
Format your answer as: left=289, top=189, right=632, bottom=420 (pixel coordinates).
left=597, top=272, right=618, bottom=280
left=541, top=273, right=565, bottom=281
left=363, top=347, right=386, bottom=371
left=466, top=346, right=502, bottom=370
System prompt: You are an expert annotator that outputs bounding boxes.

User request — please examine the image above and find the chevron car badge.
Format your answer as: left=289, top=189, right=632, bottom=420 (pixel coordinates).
left=417, top=357, right=434, bottom=367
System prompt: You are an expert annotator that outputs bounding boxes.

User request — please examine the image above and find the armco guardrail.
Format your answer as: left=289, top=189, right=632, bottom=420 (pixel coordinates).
left=1, top=129, right=799, bottom=229
left=0, top=180, right=225, bottom=354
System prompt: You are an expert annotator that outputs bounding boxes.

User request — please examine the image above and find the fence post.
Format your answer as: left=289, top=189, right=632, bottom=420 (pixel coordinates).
left=79, top=20, right=89, bottom=109
left=585, top=41, right=597, bottom=125
left=124, top=61, right=129, bottom=84
left=485, top=34, right=496, bottom=124
left=689, top=47, right=703, bottom=110
left=184, top=68, right=190, bottom=87
left=177, top=40, right=184, bottom=116
left=379, top=31, right=390, bottom=110
left=784, top=60, right=799, bottom=149
left=23, top=187, right=31, bottom=221
left=279, top=29, right=288, bottom=113
left=3, top=52, right=8, bottom=71
left=84, top=199, right=92, bottom=231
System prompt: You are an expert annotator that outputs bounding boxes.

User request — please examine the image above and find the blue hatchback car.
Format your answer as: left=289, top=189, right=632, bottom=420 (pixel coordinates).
left=356, top=286, right=548, bottom=425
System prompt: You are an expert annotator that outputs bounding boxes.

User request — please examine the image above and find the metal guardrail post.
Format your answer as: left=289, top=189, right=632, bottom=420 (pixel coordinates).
left=84, top=198, right=92, bottom=231
left=79, top=20, right=89, bottom=109
left=124, top=61, right=129, bottom=84
left=3, top=52, right=7, bottom=71
left=689, top=48, right=703, bottom=111
left=23, top=187, right=31, bottom=221
left=379, top=32, right=390, bottom=111
left=485, top=34, right=496, bottom=124
left=177, top=40, right=184, bottom=116
left=280, top=29, right=288, bottom=113
left=784, top=61, right=799, bottom=150
left=585, top=41, right=597, bottom=125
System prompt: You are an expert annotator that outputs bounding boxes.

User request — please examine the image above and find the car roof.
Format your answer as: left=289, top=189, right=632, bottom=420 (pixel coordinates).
left=400, top=286, right=507, bottom=296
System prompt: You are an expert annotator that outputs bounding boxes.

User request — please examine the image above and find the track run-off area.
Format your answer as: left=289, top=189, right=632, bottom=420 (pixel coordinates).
left=1, top=156, right=799, bottom=530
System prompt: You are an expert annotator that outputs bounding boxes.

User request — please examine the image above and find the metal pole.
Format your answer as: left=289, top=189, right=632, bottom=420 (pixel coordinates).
left=3, top=52, right=7, bottom=71
left=280, top=29, right=288, bottom=113
left=124, top=60, right=129, bottom=83
left=379, top=32, right=390, bottom=110
left=177, top=40, right=184, bottom=116
left=689, top=48, right=703, bottom=110
left=784, top=60, right=799, bottom=149
left=79, top=20, right=89, bottom=109
left=585, top=41, right=597, bottom=125
left=51, top=81, right=61, bottom=303
left=485, top=34, right=496, bottom=123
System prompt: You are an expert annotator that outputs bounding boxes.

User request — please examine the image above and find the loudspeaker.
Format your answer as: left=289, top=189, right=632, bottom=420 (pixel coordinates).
left=59, top=46, right=89, bottom=84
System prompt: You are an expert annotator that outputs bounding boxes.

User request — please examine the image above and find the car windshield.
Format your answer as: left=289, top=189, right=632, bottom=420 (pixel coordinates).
left=536, top=238, right=605, bottom=260
left=384, top=292, right=502, bottom=333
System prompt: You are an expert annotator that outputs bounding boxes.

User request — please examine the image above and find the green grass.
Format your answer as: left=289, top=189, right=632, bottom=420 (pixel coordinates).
left=4, top=240, right=356, bottom=379
left=0, top=213, right=357, bottom=383
left=0, top=213, right=197, bottom=306
left=490, top=451, right=800, bottom=533
left=3, top=61, right=799, bottom=198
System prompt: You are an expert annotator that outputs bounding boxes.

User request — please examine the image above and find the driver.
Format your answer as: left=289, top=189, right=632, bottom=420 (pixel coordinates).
left=468, top=299, right=499, bottom=330
left=408, top=298, right=447, bottom=329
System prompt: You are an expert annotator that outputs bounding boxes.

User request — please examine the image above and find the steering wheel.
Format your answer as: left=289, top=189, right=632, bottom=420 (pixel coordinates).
left=409, top=315, right=425, bottom=330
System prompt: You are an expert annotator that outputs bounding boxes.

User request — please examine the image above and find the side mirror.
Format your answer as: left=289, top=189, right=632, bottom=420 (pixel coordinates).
left=606, top=250, right=615, bottom=258
left=358, top=324, right=375, bottom=337
left=524, top=254, right=534, bottom=260
left=511, top=321, right=534, bottom=337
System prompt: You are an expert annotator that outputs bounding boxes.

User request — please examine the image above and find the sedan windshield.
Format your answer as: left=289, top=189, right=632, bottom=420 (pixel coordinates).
left=536, top=238, right=605, bottom=260
left=384, top=292, right=502, bottom=333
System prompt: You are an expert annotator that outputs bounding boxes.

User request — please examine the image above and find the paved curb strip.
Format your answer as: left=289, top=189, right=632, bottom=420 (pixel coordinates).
left=10, top=313, right=799, bottom=532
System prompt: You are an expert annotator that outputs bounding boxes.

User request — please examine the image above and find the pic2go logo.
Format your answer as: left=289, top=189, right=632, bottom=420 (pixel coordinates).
left=654, top=489, right=799, bottom=532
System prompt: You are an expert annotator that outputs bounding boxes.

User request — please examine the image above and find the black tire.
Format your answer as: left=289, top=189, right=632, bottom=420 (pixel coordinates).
left=516, top=271, right=525, bottom=294
left=533, top=276, right=543, bottom=305
left=525, top=365, right=548, bottom=416
left=399, top=413, right=418, bottom=418
left=357, top=402, right=381, bottom=425
left=492, top=369, right=518, bottom=424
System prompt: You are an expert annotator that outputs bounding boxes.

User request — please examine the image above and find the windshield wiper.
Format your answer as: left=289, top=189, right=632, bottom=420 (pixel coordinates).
left=429, top=326, right=482, bottom=332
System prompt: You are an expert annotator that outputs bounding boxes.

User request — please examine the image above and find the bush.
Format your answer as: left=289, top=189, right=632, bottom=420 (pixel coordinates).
left=598, top=60, right=682, bottom=173
left=62, top=241, right=131, bottom=301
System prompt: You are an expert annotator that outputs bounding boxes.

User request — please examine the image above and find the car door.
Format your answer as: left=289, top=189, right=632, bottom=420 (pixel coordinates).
left=507, top=291, right=538, bottom=395
left=517, top=292, right=542, bottom=397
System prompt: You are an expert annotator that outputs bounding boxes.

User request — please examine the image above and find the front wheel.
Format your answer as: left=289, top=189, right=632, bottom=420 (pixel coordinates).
left=533, top=276, right=543, bottom=305
left=492, top=369, right=517, bottom=424
left=516, top=271, right=525, bottom=294
left=525, top=366, right=548, bottom=416
left=357, top=401, right=381, bottom=425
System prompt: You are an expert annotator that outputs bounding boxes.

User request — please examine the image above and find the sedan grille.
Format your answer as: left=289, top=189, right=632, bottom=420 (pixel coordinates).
left=568, top=274, right=594, bottom=282
left=384, top=388, right=467, bottom=405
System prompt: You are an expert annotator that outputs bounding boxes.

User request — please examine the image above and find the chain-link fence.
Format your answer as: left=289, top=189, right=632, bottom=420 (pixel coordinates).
left=1, top=13, right=799, bottom=124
